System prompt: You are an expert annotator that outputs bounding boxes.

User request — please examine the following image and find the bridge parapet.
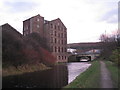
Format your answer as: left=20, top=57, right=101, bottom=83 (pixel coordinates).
left=77, top=53, right=100, bottom=61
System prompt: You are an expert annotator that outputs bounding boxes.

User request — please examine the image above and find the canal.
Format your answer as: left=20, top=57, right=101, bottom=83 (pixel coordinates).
left=67, top=62, right=91, bottom=83
left=3, top=62, right=91, bottom=88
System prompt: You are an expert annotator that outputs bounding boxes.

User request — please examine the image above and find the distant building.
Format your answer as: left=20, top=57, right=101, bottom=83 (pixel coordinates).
left=67, top=48, right=77, bottom=55
left=23, top=14, right=68, bottom=62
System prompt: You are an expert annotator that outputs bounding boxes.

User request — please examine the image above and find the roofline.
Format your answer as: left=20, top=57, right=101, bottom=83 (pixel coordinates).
left=50, top=18, right=67, bottom=29
left=2, top=23, right=22, bottom=35
left=23, top=14, right=67, bottom=29
left=23, top=14, right=44, bottom=22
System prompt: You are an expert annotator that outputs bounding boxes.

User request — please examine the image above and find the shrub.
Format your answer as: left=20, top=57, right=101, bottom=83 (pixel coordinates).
left=40, top=47, right=56, bottom=66
left=25, top=32, right=50, bottom=51
left=2, top=24, right=56, bottom=68
left=110, top=48, right=120, bottom=66
left=2, top=28, right=25, bottom=67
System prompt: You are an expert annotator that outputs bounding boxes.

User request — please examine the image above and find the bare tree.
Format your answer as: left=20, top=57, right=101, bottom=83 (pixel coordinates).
left=99, top=30, right=119, bottom=61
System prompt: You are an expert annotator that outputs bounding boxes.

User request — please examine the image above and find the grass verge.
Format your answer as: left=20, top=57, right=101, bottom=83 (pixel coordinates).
left=105, top=61, right=119, bottom=88
left=63, top=60, right=100, bottom=88
left=2, top=63, right=51, bottom=77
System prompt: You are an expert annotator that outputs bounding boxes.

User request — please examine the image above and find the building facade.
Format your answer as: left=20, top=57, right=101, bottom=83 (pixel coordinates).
left=23, top=14, right=68, bottom=62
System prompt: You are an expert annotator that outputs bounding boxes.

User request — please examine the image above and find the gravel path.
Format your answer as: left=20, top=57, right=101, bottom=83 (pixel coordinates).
left=100, top=61, right=113, bottom=88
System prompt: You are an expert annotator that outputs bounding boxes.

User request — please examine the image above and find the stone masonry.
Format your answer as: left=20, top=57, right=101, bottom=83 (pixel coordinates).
left=23, top=14, right=68, bottom=62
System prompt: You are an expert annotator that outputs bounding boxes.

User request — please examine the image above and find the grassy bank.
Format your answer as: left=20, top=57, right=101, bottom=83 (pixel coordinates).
left=64, top=60, right=100, bottom=88
left=105, top=61, right=119, bottom=88
left=3, top=63, right=51, bottom=77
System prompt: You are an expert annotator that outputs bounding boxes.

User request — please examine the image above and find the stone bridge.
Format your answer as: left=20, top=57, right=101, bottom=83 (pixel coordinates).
left=67, top=42, right=102, bottom=62
left=76, top=54, right=99, bottom=61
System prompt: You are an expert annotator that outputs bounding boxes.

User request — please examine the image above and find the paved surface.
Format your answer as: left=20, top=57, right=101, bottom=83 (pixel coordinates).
left=100, top=61, right=113, bottom=88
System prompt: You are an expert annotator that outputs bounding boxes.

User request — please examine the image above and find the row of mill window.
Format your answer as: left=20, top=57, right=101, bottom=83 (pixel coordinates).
left=50, top=23, right=66, bottom=31
left=51, top=46, right=67, bottom=53
left=51, top=31, right=67, bottom=38
left=51, top=38, right=67, bottom=45
left=58, top=56, right=67, bottom=60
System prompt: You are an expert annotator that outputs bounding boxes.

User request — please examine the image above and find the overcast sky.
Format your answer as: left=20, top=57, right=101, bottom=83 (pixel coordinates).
left=0, top=0, right=119, bottom=43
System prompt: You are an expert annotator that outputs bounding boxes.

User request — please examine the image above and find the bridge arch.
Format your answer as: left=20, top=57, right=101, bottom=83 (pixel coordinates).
left=76, top=56, right=91, bottom=62
left=68, top=55, right=92, bottom=62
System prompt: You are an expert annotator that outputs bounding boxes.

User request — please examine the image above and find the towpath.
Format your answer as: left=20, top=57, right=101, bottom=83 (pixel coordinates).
left=100, top=61, right=113, bottom=88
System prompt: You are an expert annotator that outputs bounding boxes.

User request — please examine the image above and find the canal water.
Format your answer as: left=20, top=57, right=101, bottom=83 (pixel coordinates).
left=67, top=62, right=91, bottom=83
left=3, top=62, right=91, bottom=88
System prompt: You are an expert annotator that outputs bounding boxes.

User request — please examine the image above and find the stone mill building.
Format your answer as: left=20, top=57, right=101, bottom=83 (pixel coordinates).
left=23, top=14, right=68, bottom=62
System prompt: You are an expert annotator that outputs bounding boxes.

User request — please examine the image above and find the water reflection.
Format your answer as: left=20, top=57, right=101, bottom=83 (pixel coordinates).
left=3, top=65, right=68, bottom=88
left=67, top=62, right=91, bottom=83
left=3, top=62, right=91, bottom=88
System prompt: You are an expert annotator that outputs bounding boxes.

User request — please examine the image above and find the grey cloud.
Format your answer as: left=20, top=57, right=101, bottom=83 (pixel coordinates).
left=98, top=8, right=118, bottom=23
left=4, top=1, right=39, bottom=13
left=118, top=2, right=120, bottom=22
